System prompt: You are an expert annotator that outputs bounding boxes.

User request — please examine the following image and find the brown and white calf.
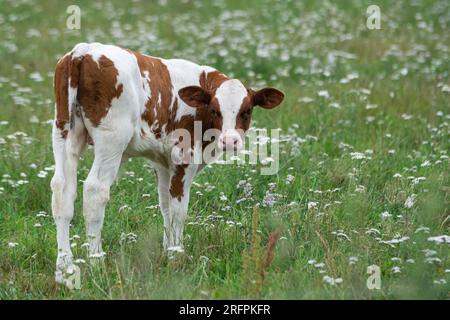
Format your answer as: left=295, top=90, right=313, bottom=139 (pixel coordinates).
left=51, top=42, right=284, bottom=281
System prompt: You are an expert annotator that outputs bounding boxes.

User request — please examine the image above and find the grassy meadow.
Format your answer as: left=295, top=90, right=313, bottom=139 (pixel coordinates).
left=0, top=0, right=449, bottom=299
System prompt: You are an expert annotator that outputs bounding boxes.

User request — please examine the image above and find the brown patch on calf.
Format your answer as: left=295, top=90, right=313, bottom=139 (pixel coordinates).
left=199, top=70, right=229, bottom=95
left=69, top=57, right=83, bottom=89
left=235, top=94, right=254, bottom=132
left=129, top=50, right=174, bottom=138
left=77, top=54, right=123, bottom=127
left=54, top=55, right=71, bottom=135
left=54, top=54, right=91, bottom=138
left=194, top=97, right=222, bottom=133
left=170, top=165, right=187, bottom=200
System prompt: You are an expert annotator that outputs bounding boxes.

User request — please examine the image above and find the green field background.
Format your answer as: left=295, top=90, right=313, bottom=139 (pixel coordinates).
left=0, top=0, right=449, bottom=299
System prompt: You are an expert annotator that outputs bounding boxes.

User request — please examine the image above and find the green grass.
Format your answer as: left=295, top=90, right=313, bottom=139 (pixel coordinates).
left=0, top=0, right=449, bottom=299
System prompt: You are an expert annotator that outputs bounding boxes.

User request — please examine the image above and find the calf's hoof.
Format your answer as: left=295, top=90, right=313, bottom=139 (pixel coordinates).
left=167, top=245, right=185, bottom=259
left=55, top=264, right=80, bottom=290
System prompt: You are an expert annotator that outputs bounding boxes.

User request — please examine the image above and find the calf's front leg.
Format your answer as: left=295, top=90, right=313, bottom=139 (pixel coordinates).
left=165, top=165, right=196, bottom=252
left=155, top=168, right=171, bottom=249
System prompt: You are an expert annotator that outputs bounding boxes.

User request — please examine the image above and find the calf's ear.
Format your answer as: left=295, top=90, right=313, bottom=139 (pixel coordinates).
left=252, top=87, right=285, bottom=109
left=178, top=86, right=212, bottom=108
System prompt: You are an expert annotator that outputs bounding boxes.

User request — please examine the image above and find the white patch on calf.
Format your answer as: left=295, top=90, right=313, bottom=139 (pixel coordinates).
left=215, top=79, right=247, bottom=132
left=215, top=79, right=247, bottom=149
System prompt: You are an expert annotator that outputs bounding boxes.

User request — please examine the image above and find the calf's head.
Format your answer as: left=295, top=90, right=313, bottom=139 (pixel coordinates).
left=178, top=79, right=284, bottom=151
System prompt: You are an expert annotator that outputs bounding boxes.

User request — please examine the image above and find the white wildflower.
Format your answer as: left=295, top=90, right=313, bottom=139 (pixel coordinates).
left=381, top=211, right=392, bottom=221
left=307, top=201, right=318, bottom=210
left=425, top=257, right=441, bottom=264
left=427, top=235, right=450, bottom=244
left=323, top=276, right=343, bottom=285
left=404, top=194, right=416, bottom=208
left=414, top=226, right=430, bottom=234
left=391, top=266, right=401, bottom=273
left=350, top=152, right=371, bottom=160
left=285, top=174, right=295, bottom=184
left=433, top=279, right=447, bottom=285
left=317, top=90, right=330, bottom=98
left=37, top=171, right=48, bottom=178
left=314, top=262, right=325, bottom=268
left=8, top=242, right=19, bottom=248
left=420, top=160, right=431, bottom=167
left=219, top=192, right=228, bottom=201
left=380, top=236, right=410, bottom=245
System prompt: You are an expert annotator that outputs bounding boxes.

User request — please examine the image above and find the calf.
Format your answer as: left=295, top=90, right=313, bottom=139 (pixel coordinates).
left=51, top=42, right=284, bottom=282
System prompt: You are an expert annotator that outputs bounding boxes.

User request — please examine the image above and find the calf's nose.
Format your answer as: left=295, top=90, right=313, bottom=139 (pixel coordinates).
left=218, top=132, right=242, bottom=151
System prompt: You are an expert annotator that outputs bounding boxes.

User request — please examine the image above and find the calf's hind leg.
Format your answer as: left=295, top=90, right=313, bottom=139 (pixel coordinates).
left=50, top=119, right=86, bottom=283
left=83, top=131, right=131, bottom=258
